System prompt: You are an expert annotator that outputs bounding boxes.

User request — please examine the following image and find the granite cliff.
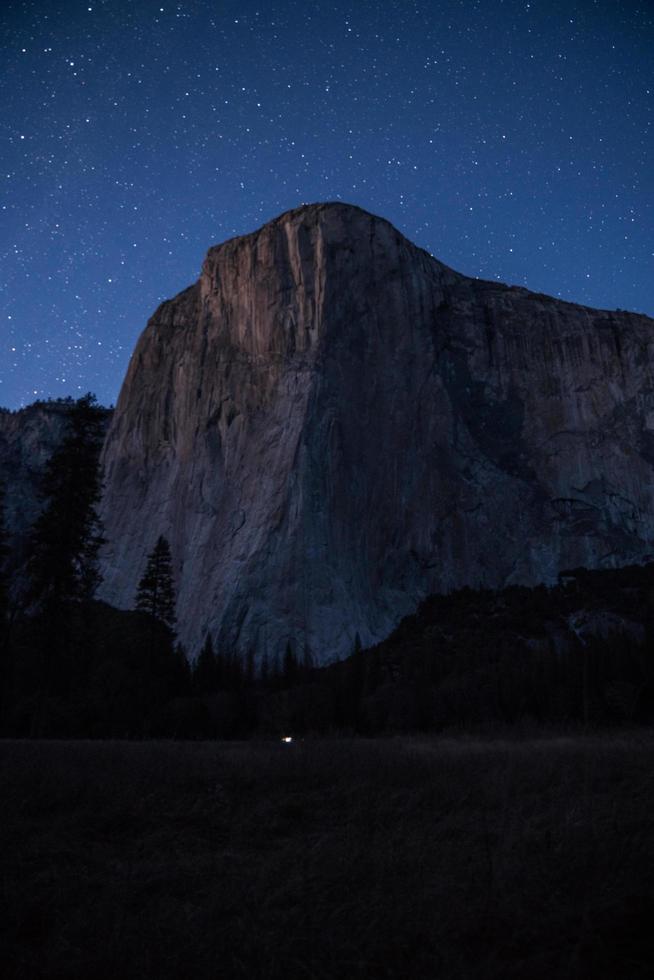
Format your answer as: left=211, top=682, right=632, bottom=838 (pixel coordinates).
left=98, top=203, right=654, bottom=662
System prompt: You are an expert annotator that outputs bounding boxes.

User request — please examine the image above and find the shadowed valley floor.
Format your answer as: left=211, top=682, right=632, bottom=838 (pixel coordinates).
left=2, top=735, right=653, bottom=979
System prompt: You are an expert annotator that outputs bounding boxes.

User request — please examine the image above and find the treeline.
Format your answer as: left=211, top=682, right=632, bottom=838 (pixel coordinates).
left=3, top=573, right=654, bottom=738
left=1, top=395, right=654, bottom=738
left=342, top=570, right=654, bottom=732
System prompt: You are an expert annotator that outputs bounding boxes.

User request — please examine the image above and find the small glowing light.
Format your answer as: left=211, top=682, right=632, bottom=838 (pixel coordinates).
left=281, top=736, right=293, bottom=743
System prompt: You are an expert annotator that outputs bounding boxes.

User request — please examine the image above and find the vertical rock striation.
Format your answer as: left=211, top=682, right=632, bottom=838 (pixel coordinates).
left=98, top=202, right=654, bottom=662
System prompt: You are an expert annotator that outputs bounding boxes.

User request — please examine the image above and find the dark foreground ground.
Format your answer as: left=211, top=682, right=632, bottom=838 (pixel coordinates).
left=1, top=735, right=653, bottom=980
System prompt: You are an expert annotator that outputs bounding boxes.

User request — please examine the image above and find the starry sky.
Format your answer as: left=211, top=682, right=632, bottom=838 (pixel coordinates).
left=1, top=0, right=652, bottom=409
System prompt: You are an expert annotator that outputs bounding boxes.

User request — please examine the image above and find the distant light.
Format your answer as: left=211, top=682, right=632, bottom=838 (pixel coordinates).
left=281, top=736, right=293, bottom=743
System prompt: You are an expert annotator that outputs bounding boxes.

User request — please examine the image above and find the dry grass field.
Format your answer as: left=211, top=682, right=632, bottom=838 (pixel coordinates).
left=1, top=735, right=653, bottom=979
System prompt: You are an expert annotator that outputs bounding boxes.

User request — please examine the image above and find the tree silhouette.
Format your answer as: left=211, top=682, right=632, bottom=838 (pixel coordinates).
left=135, top=536, right=176, bottom=629
left=28, top=394, right=105, bottom=608
left=21, top=396, right=106, bottom=698
left=193, top=633, right=217, bottom=693
left=282, top=641, right=298, bottom=686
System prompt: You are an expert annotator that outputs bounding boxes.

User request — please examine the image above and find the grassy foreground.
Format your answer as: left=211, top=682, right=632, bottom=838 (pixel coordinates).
left=1, top=735, right=653, bottom=979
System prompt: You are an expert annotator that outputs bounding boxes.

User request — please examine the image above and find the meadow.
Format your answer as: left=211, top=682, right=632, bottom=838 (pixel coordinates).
left=2, top=734, right=653, bottom=979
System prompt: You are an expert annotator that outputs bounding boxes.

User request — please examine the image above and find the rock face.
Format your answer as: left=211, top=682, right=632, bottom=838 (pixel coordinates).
left=98, top=202, right=654, bottom=663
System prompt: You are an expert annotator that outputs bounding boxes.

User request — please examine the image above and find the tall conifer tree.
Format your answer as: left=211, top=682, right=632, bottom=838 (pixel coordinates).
left=135, top=535, right=177, bottom=629
left=28, top=394, right=105, bottom=608
left=193, top=633, right=217, bottom=693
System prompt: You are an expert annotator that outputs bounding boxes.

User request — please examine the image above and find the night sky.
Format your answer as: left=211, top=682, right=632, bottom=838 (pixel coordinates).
left=1, top=0, right=652, bottom=409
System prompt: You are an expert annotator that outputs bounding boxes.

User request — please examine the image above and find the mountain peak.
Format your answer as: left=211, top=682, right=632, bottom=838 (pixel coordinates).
left=99, top=205, right=654, bottom=663
left=203, top=200, right=431, bottom=270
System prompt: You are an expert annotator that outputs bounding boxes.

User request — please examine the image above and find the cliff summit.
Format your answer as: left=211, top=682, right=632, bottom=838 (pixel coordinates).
left=97, top=203, right=654, bottom=662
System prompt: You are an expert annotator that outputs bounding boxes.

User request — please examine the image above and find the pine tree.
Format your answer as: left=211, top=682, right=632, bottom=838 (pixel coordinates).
left=173, top=642, right=192, bottom=695
left=245, top=648, right=256, bottom=688
left=193, top=633, right=216, bottom=693
left=301, top=644, right=314, bottom=676
left=28, top=394, right=105, bottom=608
left=135, top=535, right=176, bottom=629
left=225, top=650, right=244, bottom=690
left=348, top=632, right=366, bottom=729
left=282, top=641, right=298, bottom=686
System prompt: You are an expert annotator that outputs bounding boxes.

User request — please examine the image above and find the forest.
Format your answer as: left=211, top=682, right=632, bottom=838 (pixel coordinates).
left=1, top=395, right=654, bottom=739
